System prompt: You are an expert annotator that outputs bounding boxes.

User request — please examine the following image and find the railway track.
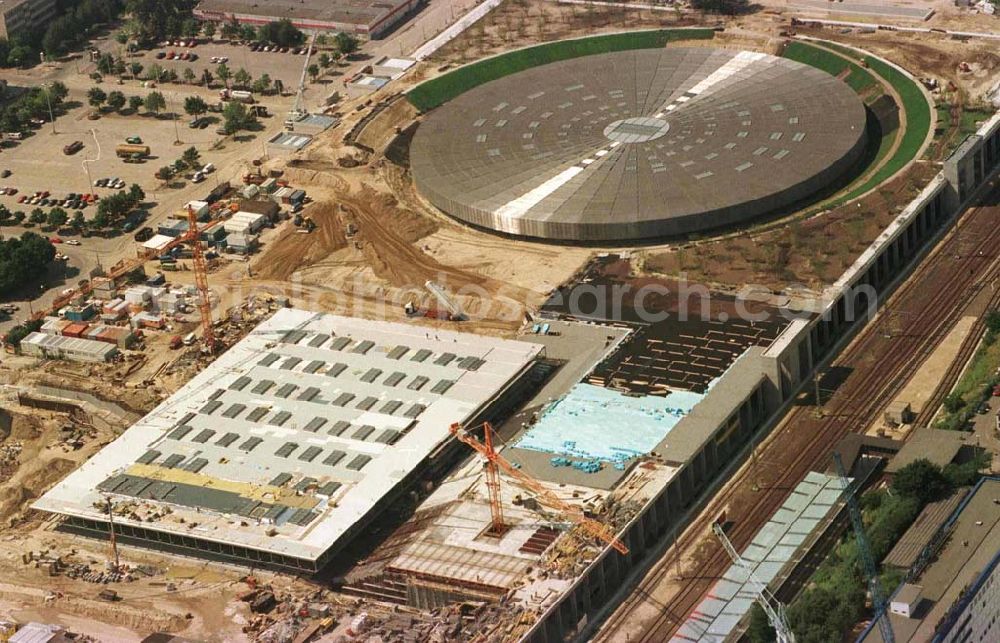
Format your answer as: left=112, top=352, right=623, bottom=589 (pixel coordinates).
left=913, top=256, right=1000, bottom=428
left=594, top=183, right=1000, bottom=642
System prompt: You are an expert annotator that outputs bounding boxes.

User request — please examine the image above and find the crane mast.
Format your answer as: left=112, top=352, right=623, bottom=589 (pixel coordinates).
left=833, top=452, right=895, bottom=643
left=185, top=206, right=215, bottom=353
left=286, top=33, right=317, bottom=127
left=449, top=422, right=628, bottom=554
left=712, top=522, right=795, bottom=643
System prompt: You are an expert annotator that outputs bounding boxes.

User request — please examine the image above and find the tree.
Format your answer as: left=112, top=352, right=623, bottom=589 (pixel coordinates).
left=145, top=62, right=165, bottom=81
left=746, top=604, right=775, bottom=643
left=28, top=208, right=46, bottom=225
left=47, top=207, right=68, bottom=227
left=183, top=95, right=208, bottom=116
left=258, top=19, right=304, bottom=47
left=318, top=53, right=331, bottom=68
left=129, top=62, right=144, bottom=78
left=335, top=32, right=359, bottom=57
left=183, top=67, right=196, bottom=84
left=144, top=90, right=166, bottom=115
left=70, top=211, right=85, bottom=230
left=222, top=101, right=253, bottom=134
left=96, top=53, right=116, bottom=75
left=128, top=95, right=144, bottom=113
left=106, top=90, right=127, bottom=112
left=220, top=20, right=239, bottom=40
left=307, top=63, right=319, bottom=82
left=87, top=86, right=107, bottom=109
left=157, top=165, right=174, bottom=180
left=49, top=81, right=68, bottom=103
left=943, top=393, right=964, bottom=414
left=216, top=63, right=231, bottom=87
left=239, top=24, right=257, bottom=42
left=128, top=183, right=145, bottom=203
left=891, top=459, right=951, bottom=505
left=252, top=73, right=271, bottom=94
left=181, top=146, right=200, bottom=169
left=12, top=211, right=24, bottom=224
left=201, top=69, right=213, bottom=87
left=689, top=0, right=750, bottom=13
left=203, top=22, right=216, bottom=39
left=233, top=67, right=251, bottom=89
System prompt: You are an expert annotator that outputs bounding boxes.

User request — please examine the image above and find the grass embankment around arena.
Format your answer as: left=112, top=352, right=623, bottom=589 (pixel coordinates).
left=782, top=41, right=931, bottom=204
left=407, top=28, right=715, bottom=112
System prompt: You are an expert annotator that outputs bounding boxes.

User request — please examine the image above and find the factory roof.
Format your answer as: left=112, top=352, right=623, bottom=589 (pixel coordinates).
left=34, top=309, right=541, bottom=563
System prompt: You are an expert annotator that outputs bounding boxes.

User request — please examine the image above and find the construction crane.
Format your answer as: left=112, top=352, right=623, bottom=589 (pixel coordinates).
left=425, top=280, right=466, bottom=321
left=712, top=522, right=795, bottom=643
left=449, top=422, right=629, bottom=555
left=30, top=207, right=217, bottom=353
left=285, top=33, right=318, bottom=128
left=833, top=452, right=895, bottom=643
left=185, top=205, right=215, bottom=353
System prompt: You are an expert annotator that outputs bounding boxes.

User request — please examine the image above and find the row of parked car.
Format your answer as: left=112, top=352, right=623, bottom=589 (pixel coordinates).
left=94, top=177, right=127, bottom=189
left=248, top=43, right=310, bottom=54
left=156, top=50, right=199, bottom=62
left=19, top=191, right=98, bottom=209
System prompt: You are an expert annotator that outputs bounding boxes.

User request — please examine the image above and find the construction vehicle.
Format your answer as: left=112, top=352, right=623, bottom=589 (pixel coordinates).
left=116, top=143, right=150, bottom=158
left=249, top=104, right=268, bottom=118
left=449, top=422, right=628, bottom=554
left=713, top=522, right=795, bottom=642
left=285, top=33, right=317, bottom=129
left=425, top=280, right=466, bottom=321
left=220, top=89, right=255, bottom=104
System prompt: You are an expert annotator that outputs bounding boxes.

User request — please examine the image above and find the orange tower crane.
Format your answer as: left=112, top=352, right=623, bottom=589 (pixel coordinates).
left=184, top=205, right=215, bottom=353
left=449, top=422, right=629, bottom=555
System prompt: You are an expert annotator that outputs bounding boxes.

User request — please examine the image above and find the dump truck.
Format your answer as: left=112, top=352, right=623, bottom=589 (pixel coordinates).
left=116, top=143, right=150, bottom=158
left=220, top=89, right=255, bottom=104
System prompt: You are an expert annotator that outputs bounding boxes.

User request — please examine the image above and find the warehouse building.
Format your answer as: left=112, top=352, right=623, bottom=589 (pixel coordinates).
left=34, top=309, right=542, bottom=572
left=194, top=0, right=421, bottom=39
left=20, top=332, right=119, bottom=363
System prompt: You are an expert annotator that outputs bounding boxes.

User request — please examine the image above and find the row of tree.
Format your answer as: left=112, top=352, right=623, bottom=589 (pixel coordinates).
left=87, top=87, right=166, bottom=115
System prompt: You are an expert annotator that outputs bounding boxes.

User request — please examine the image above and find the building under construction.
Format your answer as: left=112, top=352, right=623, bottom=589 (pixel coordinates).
left=33, top=309, right=542, bottom=572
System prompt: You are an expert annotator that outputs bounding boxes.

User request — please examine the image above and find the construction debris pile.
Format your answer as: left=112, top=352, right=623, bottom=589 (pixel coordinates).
left=0, top=440, right=22, bottom=478
left=23, top=549, right=160, bottom=584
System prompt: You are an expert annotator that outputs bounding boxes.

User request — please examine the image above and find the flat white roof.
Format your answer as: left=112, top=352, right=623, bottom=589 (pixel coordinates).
left=142, top=234, right=175, bottom=251
left=34, top=309, right=541, bottom=562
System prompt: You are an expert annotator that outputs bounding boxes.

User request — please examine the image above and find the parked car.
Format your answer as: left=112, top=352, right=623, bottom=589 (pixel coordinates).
left=66, top=239, right=81, bottom=246
left=155, top=51, right=166, bottom=59
left=1, top=169, right=10, bottom=178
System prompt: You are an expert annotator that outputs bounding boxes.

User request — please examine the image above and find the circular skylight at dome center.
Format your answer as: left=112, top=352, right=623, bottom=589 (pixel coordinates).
left=604, top=117, right=671, bottom=144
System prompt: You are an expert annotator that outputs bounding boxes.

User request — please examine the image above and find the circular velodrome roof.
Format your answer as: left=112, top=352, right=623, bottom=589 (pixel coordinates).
left=410, top=47, right=869, bottom=242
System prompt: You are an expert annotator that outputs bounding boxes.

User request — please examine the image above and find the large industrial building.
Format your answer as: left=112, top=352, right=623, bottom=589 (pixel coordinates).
left=410, top=48, right=868, bottom=242
left=194, top=0, right=420, bottom=39
left=34, top=309, right=542, bottom=572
